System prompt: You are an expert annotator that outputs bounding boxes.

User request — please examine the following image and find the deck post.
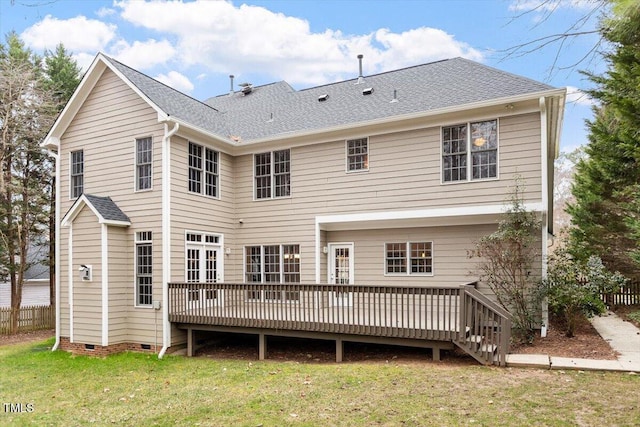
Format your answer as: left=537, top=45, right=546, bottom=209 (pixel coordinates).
left=432, top=346, right=440, bottom=361
left=187, top=328, right=193, bottom=357
left=258, top=333, right=266, bottom=360
left=336, top=338, right=343, bottom=363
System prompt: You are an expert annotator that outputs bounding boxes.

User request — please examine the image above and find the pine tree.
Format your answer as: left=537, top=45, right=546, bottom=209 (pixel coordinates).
left=567, top=0, right=640, bottom=279
left=42, top=44, right=81, bottom=305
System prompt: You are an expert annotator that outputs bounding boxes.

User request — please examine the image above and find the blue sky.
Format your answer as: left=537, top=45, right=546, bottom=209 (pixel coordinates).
left=0, top=0, right=606, bottom=152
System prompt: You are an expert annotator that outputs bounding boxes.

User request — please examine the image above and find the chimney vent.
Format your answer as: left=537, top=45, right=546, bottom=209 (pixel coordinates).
left=229, top=75, right=234, bottom=95
left=390, top=89, right=399, bottom=103
left=356, top=54, right=364, bottom=85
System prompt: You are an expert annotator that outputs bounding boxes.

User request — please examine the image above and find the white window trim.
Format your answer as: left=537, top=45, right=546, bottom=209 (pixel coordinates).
left=69, top=150, right=84, bottom=200
left=253, top=149, right=292, bottom=201
left=345, top=137, right=369, bottom=173
left=188, top=141, right=220, bottom=200
left=383, top=241, right=434, bottom=277
left=134, top=136, right=153, bottom=192
left=134, top=231, right=154, bottom=308
left=242, top=244, right=301, bottom=284
left=183, top=230, right=224, bottom=283
left=440, top=118, right=500, bottom=185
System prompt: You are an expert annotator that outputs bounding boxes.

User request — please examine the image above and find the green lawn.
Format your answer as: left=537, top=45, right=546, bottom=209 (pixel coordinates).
left=1, top=339, right=639, bottom=426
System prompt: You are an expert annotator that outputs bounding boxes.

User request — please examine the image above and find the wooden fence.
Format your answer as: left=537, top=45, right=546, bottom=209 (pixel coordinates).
left=602, top=280, right=640, bottom=306
left=0, top=305, right=55, bottom=334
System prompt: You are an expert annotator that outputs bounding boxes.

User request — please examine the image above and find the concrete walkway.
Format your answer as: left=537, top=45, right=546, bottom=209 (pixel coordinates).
left=506, top=311, right=640, bottom=373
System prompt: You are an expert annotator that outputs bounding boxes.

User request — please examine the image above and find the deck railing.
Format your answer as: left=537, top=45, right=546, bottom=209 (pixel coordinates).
left=169, top=282, right=464, bottom=341
left=168, top=281, right=511, bottom=365
left=456, top=284, right=512, bottom=366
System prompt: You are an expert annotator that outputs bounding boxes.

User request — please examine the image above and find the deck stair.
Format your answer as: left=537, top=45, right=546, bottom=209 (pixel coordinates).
left=454, top=285, right=511, bottom=366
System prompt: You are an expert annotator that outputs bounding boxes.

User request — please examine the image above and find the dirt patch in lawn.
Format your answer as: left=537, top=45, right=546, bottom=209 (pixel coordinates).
left=510, top=314, right=618, bottom=360
left=0, top=312, right=622, bottom=364
left=0, top=329, right=54, bottom=347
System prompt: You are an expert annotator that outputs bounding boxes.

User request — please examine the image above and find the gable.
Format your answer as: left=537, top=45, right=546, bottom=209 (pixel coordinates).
left=61, top=194, right=131, bottom=227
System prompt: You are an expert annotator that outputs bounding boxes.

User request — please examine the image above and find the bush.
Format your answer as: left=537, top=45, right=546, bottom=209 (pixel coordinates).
left=469, top=178, right=542, bottom=344
left=542, top=249, right=626, bottom=337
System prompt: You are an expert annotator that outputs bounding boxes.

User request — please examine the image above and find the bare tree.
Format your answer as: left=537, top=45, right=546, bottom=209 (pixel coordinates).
left=503, top=0, right=608, bottom=78
left=0, top=33, right=55, bottom=333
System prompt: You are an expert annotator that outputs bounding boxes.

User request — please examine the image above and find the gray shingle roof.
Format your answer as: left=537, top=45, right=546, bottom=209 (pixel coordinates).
left=84, top=194, right=131, bottom=223
left=104, top=56, right=229, bottom=136
left=106, top=56, right=555, bottom=143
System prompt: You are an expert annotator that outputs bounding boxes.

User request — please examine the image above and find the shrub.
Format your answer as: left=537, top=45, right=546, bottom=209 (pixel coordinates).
left=469, top=178, right=542, bottom=344
left=542, top=248, right=626, bottom=337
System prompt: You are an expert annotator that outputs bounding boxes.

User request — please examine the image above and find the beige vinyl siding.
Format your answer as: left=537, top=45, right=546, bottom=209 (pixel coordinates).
left=233, top=113, right=543, bottom=285
left=326, top=224, right=542, bottom=300
left=59, top=226, right=70, bottom=337
left=170, top=136, right=237, bottom=283
left=326, top=225, right=493, bottom=286
left=70, top=207, right=102, bottom=345
left=108, top=227, right=131, bottom=344
left=126, top=235, right=161, bottom=345
left=58, top=67, right=165, bottom=345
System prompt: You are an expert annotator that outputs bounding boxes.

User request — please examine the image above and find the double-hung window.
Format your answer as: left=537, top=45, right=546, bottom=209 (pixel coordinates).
left=136, top=137, right=152, bottom=191
left=188, top=142, right=219, bottom=197
left=70, top=150, right=84, bottom=198
left=346, top=138, right=368, bottom=172
left=385, top=242, right=433, bottom=275
left=442, top=119, right=498, bottom=182
left=255, top=149, right=290, bottom=199
left=135, top=231, right=153, bottom=306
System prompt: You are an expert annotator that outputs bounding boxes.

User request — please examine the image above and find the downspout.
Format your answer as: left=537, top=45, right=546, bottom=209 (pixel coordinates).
left=539, top=96, right=549, bottom=338
left=49, top=148, right=61, bottom=351
left=159, top=120, right=179, bottom=358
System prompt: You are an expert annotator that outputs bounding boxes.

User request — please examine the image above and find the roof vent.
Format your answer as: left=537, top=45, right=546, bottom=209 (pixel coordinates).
left=318, top=94, right=329, bottom=102
left=362, top=87, right=374, bottom=96
left=239, top=82, right=253, bottom=95
left=390, top=89, right=399, bottom=103
left=356, top=54, right=364, bottom=85
left=229, top=74, right=234, bottom=95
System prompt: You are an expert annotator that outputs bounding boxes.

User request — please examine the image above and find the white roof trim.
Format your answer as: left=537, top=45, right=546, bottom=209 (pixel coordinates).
left=61, top=194, right=131, bottom=227
left=42, top=53, right=166, bottom=150
left=316, top=202, right=544, bottom=231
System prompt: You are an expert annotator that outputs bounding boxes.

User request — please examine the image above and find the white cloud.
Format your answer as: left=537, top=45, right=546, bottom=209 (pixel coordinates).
left=566, top=86, right=593, bottom=106
left=96, top=7, right=116, bottom=18
left=110, top=39, right=176, bottom=70
left=20, top=15, right=116, bottom=53
left=155, top=71, right=194, bottom=93
left=114, top=0, right=483, bottom=87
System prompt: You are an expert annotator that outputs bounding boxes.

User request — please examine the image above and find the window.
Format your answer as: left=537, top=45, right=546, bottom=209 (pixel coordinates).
left=136, top=137, right=152, bottom=190
left=135, top=231, right=153, bottom=306
left=244, top=244, right=300, bottom=283
left=188, top=142, right=219, bottom=197
left=70, top=150, right=84, bottom=198
left=255, top=149, right=290, bottom=199
left=442, top=119, right=497, bottom=182
left=346, top=138, right=368, bottom=172
left=385, top=242, right=433, bottom=275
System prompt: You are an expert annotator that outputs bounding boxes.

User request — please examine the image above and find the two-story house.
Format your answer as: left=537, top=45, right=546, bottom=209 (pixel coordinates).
left=43, top=53, right=565, bottom=365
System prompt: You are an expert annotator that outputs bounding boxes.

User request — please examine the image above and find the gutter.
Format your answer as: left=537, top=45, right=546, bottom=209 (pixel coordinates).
left=48, top=148, right=61, bottom=351
left=158, top=119, right=179, bottom=359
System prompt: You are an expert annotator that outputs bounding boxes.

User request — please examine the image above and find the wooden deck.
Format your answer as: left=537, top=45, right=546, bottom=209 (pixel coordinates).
left=168, top=282, right=511, bottom=365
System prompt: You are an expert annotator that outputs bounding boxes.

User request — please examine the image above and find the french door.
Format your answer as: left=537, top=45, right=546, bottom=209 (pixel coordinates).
left=186, top=245, right=223, bottom=308
left=328, top=243, right=354, bottom=306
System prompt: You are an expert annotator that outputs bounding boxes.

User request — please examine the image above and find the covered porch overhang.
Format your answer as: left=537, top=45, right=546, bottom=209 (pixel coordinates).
left=314, top=202, right=544, bottom=283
